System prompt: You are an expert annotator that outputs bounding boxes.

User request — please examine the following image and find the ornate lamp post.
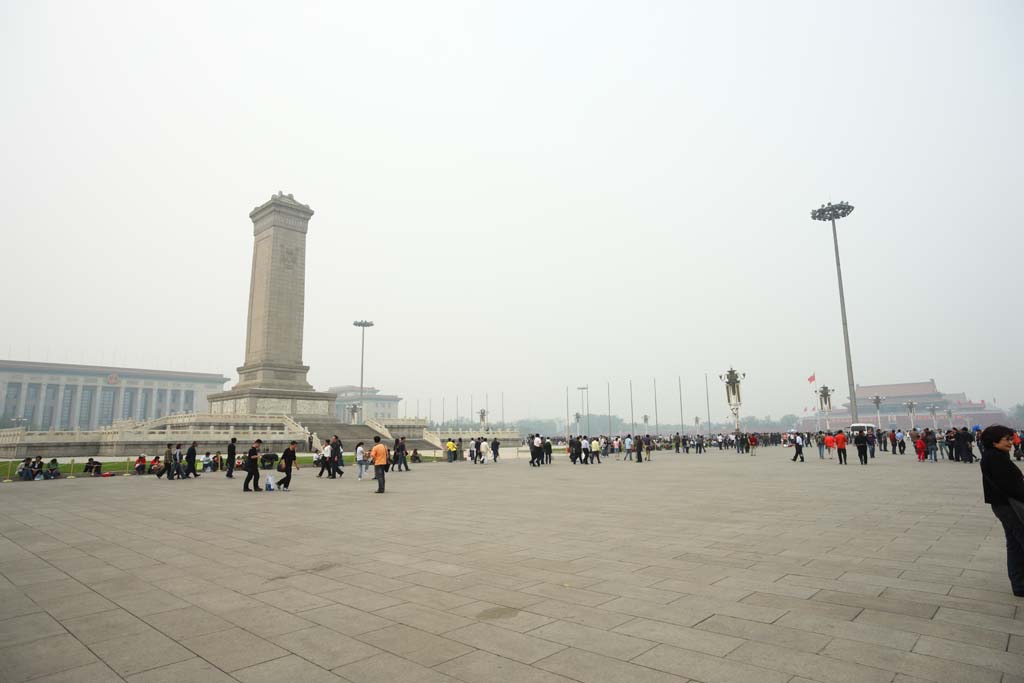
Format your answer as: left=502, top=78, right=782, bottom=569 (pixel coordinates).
left=347, top=403, right=359, bottom=424
left=818, top=385, right=834, bottom=431
left=945, top=408, right=954, bottom=429
left=573, top=411, right=582, bottom=436
left=719, top=368, right=745, bottom=433
left=811, top=201, right=859, bottom=422
left=352, top=320, right=374, bottom=423
left=925, top=404, right=940, bottom=431
left=479, top=408, right=488, bottom=431
left=868, top=395, right=885, bottom=430
left=903, top=400, right=918, bottom=429
left=642, top=414, right=649, bottom=433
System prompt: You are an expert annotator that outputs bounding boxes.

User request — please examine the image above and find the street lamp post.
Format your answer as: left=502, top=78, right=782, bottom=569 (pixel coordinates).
left=573, top=411, right=582, bottom=436
left=719, top=368, right=745, bottom=433
left=352, top=320, right=374, bottom=423
left=653, top=378, right=660, bottom=438
left=811, top=201, right=859, bottom=422
left=818, top=385, right=834, bottom=431
left=945, top=408, right=954, bottom=429
left=868, top=395, right=885, bottom=430
left=926, top=404, right=939, bottom=431
left=629, top=380, right=636, bottom=435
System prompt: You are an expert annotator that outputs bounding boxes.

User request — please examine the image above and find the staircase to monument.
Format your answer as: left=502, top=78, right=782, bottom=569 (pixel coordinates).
left=296, top=420, right=390, bottom=449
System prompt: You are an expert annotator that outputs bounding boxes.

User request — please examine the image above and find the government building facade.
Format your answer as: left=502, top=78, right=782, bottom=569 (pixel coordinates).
left=0, top=360, right=228, bottom=430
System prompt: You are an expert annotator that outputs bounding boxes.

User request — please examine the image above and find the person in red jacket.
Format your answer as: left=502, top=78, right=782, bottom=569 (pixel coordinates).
left=915, top=437, right=927, bottom=461
left=835, top=430, right=848, bottom=465
left=824, top=433, right=836, bottom=458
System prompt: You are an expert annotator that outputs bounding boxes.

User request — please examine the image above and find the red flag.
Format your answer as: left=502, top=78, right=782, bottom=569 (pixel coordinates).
left=807, top=373, right=816, bottom=384
left=803, top=407, right=808, bottom=413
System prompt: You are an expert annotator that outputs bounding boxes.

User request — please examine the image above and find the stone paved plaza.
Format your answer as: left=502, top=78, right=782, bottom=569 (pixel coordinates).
left=1, top=447, right=1023, bottom=682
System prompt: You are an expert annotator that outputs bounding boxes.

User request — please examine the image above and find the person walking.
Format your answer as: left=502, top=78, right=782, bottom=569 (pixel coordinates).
left=446, top=438, right=456, bottom=463
left=528, top=434, right=540, bottom=466
left=835, top=431, right=848, bottom=465
left=185, top=441, right=201, bottom=478
left=854, top=430, right=868, bottom=465
left=394, top=437, right=410, bottom=471
left=867, top=430, right=876, bottom=459
left=370, top=435, right=388, bottom=493
left=491, top=437, right=500, bottom=463
left=171, top=444, right=185, bottom=480
left=791, top=433, right=805, bottom=462
left=329, top=436, right=344, bottom=478
left=543, top=437, right=552, bottom=464
left=276, top=441, right=298, bottom=491
left=623, top=435, right=634, bottom=461
left=317, top=440, right=332, bottom=477
left=895, top=429, right=907, bottom=454
left=243, top=439, right=262, bottom=493
left=979, top=425, right=1024, bottom=596
left=163, top=444, right=175, bottom=480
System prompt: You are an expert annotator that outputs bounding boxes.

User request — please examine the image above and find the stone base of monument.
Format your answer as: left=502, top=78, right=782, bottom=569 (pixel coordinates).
left=206, top=388, right=336, bottom=419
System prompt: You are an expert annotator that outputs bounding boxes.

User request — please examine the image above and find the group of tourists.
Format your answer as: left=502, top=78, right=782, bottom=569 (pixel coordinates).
left=443, top=437, right=502, bottom=463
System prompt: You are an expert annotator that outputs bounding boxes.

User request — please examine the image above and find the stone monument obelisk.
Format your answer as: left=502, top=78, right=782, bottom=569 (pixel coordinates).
left=207, top=192, right=335, bottom=418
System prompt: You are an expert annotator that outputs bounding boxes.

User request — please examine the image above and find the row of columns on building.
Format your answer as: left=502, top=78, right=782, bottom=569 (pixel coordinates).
left=0, top=381, right=191, bottom=431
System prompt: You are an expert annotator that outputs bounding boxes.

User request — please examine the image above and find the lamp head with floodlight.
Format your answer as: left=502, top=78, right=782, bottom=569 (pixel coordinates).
left=810, top=201, right=855, bottom=222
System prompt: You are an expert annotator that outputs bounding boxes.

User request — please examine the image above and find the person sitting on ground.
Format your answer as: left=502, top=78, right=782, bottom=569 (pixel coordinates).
left=202, top=452, right=213, bottom=472
left=29, top=456, right=44, bottom=480
left=410, top=448, right=422, bottom=463
left=46, top=458, right=61, bottom=479
left=17, top=458, right=32, bottom=481
left=149, top=455, right=164, bottom=477
left=134, top=454, right=147, bottom=475
left=212, top=452, right=221, bottom=472
left=83, top=458, right=102, bottom=476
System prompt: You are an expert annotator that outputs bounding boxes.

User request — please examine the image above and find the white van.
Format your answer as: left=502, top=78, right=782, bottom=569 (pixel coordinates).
left=849, top=423, right=876, bottom=434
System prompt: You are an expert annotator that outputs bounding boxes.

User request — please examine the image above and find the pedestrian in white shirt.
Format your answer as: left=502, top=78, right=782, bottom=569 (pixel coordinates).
left=355, top=442, right=367, bottom=480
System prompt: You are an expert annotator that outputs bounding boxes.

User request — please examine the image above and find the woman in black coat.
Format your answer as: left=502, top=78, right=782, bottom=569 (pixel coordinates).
left=979, top=425, right=1024, bottom=596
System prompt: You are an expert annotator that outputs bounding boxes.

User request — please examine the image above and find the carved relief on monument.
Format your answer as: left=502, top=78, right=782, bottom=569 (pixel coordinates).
left=256, top=398, right=291, bottom=414
left=210, top=402, right=222, bottom=415
left=296, top=399, right=329, bottom=415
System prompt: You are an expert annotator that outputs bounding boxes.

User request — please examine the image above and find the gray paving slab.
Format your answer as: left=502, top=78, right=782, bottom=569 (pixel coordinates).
left=2, top=447, right=1023, bottom=682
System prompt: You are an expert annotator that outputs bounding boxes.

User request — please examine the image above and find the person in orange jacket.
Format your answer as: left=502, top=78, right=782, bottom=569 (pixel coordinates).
left=370, top=435, right=389, bottom=494
left=824, top=433, right=836, bottom=458
left=835, top=430, right=848, bottom=465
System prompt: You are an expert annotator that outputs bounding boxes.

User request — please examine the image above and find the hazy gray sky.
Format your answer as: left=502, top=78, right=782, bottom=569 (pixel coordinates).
left=2, top=1, right=1022, bottom=424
